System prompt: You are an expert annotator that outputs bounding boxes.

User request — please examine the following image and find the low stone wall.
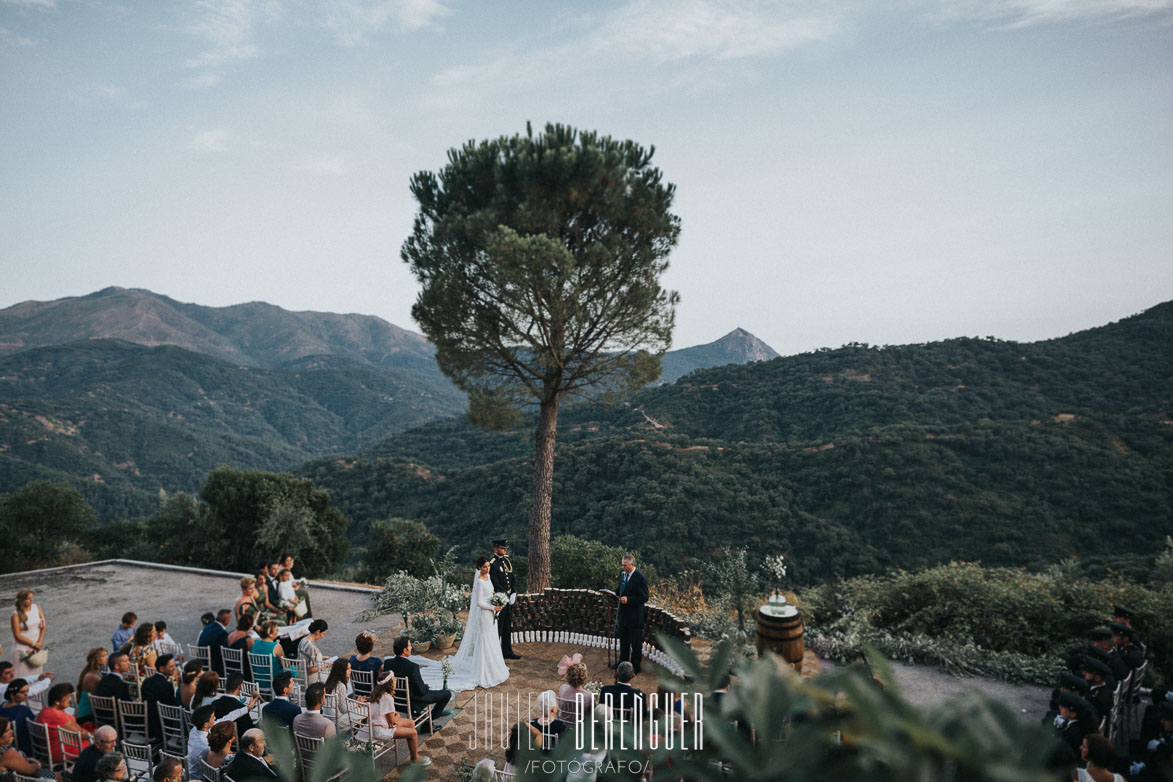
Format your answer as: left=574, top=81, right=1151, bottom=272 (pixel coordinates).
left=509, top=587, right=691, bottom=654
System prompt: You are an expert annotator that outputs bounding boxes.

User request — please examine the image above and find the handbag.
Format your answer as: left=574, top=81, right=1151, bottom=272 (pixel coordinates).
left=23, top=648, right=49, bottom=668
left=293, top=601, right=309, bottom=618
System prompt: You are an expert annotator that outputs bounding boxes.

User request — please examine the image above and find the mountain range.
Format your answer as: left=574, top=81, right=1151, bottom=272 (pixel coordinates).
left=0, top=288, right=778, bottom=518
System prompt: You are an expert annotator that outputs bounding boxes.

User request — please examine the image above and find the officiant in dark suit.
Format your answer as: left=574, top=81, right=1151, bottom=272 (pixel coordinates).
left=617, top=554, right=649, bottom=675
left=489, top=537, right=521, bottom=659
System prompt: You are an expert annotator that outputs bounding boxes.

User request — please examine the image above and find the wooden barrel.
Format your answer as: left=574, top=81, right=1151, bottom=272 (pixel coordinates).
left=756, top=606, right=803, bottom=669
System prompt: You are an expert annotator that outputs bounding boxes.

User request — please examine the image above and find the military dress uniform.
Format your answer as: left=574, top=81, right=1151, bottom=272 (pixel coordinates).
left=489, top=538, right=520, bottom=659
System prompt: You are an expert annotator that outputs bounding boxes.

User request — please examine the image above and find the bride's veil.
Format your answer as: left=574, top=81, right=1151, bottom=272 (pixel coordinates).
left=449, top=570, right=482, bottom=666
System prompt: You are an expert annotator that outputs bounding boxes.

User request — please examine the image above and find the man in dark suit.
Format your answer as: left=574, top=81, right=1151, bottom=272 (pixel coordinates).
left=1113, top=622, right=1146, bottom=670
left=616, top=554, right=649, bottom=675
left=95, top=653, right=133, bottom=701
left=1082, top=657, right=1114, bottom=723
left=260, top=672, right=301, bottom=729
left=384, top=636, right=452, bottom=721
left=72, top=725, right=118, bottom=782
left=196, top=609, right=231, bottom=676
left=599, top=661, right=644, bottom=715
left=489, top=537, right=520, bottom=659
left=140, top=654, right=177, bottom=742
left=223, top=728, right=278, bottom=780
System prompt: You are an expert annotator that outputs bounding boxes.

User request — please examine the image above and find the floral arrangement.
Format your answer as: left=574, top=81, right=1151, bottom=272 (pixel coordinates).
left=762, top=554, right=788, bottom=595
left=583, top=681, right=602, bottom=697
left=441, top=658, right=453, bottom=690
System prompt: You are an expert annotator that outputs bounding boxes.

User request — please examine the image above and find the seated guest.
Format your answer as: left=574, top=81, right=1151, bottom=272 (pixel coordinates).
left=212, top=674, right=259, bottom=735
left=141, top=654, right=177, bottom=741
left=204, top=721, right=236, bottom=769
left=366, top=675, right=429, bottom=766
left=298, top=620, right=329, bottom=684
left=178, top=660, right=204, bottom=709
left=153, top=622, right=179, bottom=652
left=254, top=570, right=284, bottom=625
left=1077, top=733, right=1124, bottom=782
left=227, top=614, right=257, bottom=661
left=152, top=756, right=183, bottom=782
left=0, top=715, right=43, bottom=778
left=196, top=610, right=231, bottom=676
left=292, top=683, right=336, bottom=738
left=0, top=678, right=36, bottom=754
left=72, top=725, right=118, bottom=782
left=234, top=578, right=259, bottom=624
left=349, top=631, right=381, bottom=695
left=75, top=648, right=108, bottom=728
left=260, top=673, right=301, bottom=729
left=276, top=569, right=302, bottom=623
left=111, top=613, right=136, bottom=653
left=128, top=623, right=158, bottom=674
left=557, top=661, right=595, bottom=723
left=322, top=659, right=352, bottom=729
left=0, top=661, right=53, bottom=700
left=94, top=751, right=127, bottom=782
left=194, top=672, right=221, bottom=708
left=185, top=706, right=216, bottom=778
left=36, top=682, right=92, bottom=759
left=223, top=728, right=278, bottom=780
left=250, top=621, right=286, bottom=692
left=384, top=636, right=452, bottom=721
left=600, top=661, right=644, bottom=715
left=529, top=690, right=568, bottom=751
left=95, top=653, right=133, bottom=701
left=279, top=553, right=313, bottom=617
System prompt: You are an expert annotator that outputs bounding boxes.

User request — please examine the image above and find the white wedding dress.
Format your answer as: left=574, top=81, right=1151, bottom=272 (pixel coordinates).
left=413, top=572, right=509, bottom=692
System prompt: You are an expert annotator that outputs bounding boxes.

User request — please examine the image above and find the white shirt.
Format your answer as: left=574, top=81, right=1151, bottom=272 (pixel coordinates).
left=0, top=676, right=51, bottom=699
left=186, top=728, right=210, bottom=777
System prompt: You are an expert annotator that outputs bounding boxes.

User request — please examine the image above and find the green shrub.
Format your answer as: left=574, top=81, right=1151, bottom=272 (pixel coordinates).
left=359, top=517, right=441, bottom=582
left=549, top=534, right=657, bottom=590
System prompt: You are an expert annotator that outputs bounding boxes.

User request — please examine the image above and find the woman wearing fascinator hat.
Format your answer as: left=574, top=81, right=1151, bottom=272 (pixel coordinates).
left=556, top=654, right=595, bottom=723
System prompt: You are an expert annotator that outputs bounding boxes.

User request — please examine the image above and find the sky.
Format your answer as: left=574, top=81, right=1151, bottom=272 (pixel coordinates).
left=1, top=0, right=1171, bottom=357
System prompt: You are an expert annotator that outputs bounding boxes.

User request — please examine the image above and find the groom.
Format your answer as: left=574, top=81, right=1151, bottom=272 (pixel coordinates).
left=617, top=553, right=649, bottom=675
left=489, top=537, right=521, bottom=660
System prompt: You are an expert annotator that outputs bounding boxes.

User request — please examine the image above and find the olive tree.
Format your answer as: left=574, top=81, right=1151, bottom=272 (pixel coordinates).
left=402, top=122, right=681, bottom=591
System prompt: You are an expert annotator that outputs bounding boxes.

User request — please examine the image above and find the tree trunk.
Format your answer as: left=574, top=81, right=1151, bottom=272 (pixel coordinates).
left=527, top=397, right=559, bottom=593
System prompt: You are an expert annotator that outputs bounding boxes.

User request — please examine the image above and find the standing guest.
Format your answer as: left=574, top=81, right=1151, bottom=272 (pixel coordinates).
left=349, top=631, right=381, bottom=696
left=298, top=620, right=329, bottom=684
left=260, top=673, right=301, bottom=728
left=196, top=610, right=231, bottom=676
left=72, top=725, right=117, bottom=782
left=1056, top=691, right=1097, bottom=758
left=185, top=706, right=215, bottom=778
left=94, top=752, right=127, bottom=782
left=1112, top=623, right=1145, bottom=670
left=75, top=647, right=108, bottom=728
left=10, top=590, right=46, bottom=678
left=250, top=622, right=285, bottom=692
left=203, top=722, right=236, bottom=769
left=292, top=683, right=336, bottom=738
left=489, top=538, right=520, bottom=659
left=141, top=654, right=177, bottom=741
left=152, top=756, right=183, bottom=782
left=1087, top=629, right=1130, bottom=683
left=1113, top=605, right=1135, bottom=628
left=366, top=675, right=429, bottom=766
left=616, top=554, right=649, bottom=675
left=36, top=682, right=92, bottom=760
left=178, top=660, right=204, bottom=709
left=0, top=680, right=36, bottom=754
left=95, top=653, right=132, bottom=701
left=128, top=623, right=158, bottom=674
left=110, top=613, right=136, bottom=654
left=0, top=661, right=53, bottom=700
left=1082, top=657, right=1115, bottom=722
left=0, top=715, right=44, bottom=778
left=223, top=728, right=278, bottom=780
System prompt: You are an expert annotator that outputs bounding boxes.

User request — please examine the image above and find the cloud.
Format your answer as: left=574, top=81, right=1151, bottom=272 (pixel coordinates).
left=0, top=0, right=55, bottom=9
left=324, top=0, right=450, bottom=46
left=189, top=128, right=230, bottom=152
left=183, top=0, right=278, bottom=85
left=291, top=153, right=350, bottom=175
left=915, top=0, right=1173, bottom=26
left=0, top=26, right=36, bottom=46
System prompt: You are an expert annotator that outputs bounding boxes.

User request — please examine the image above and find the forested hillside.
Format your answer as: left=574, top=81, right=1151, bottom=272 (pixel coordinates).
left=301, top=301, right=1173, bottom=582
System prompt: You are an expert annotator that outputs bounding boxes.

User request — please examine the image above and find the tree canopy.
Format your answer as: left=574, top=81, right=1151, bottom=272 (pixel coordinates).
left=402, top=122, right=680, bottom=590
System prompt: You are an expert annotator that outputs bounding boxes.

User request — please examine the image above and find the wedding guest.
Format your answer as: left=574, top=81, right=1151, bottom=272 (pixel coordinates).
left=322, top=658, right=352, bottom=729
left=502, top=723, right=523, bottom=774
left=298, top=620, right=328, bottom=684
left=196, top=610, right=231, bottom=676
left=292, top=683, right=335, bottom=738
left=128, top=623, right=158, bottom=673
left=254, top=571, right=284, bottom=624
left=557, top=660, right=595, bottom=723
left=153, top=622, right=179, bottom=654
left=72, top=725, right=118, bottom=782
left=251, top=621, right=285, bottom=693
left=222, top=728, right=278, bottom=780
left=384, top=636, right=452, bottom=721
left=36, top=682, right=92, bottom=760
left=367, top=675, right=429, bottom=766
left=0, top=661, right=52, bottom=700
left=94, top=752, right=127, bottom=782
left=276, top=570, right=301, bottom=622
left=211, top=674, right=259, bottom=735
left=0, top=678, right=36, bottom=753
left=75, top=647, right=107, bottom=727
left=0, top=715, right=44, bottom=778
left=566, top=704, right=611, bottom=782
left=185, top=705, right=215, bottom=777
left=10, top=590, right=46, bottom=678
left=204, top=721, right=235, bottom=769
left=178, top=660, right=204, bottom=709
left=193, top=672, right=220, bottom=708
left=260, top=673, right=300, bottom=728
left=140, top=654, right=177, bottom=740
left=600, top=661, right=644, bottom=715
left=349, top=631, right=381, bottom=695
left=95, top=653, right=132, bottom=701
left=152, top=756, right=183, bottom=782
left=1077, top=733, right=1124, bottom=782
left=234, top=578, right=259, bottom=624
left=278, top=555, right=311, bottom=616
left=110, top=613, right=136, bottom=654
left=529, top=690, right=568, bottom=751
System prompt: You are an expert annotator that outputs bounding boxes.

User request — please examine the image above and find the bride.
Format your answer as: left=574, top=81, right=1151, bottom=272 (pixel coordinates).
left=416, top=555, right=510, bottom=691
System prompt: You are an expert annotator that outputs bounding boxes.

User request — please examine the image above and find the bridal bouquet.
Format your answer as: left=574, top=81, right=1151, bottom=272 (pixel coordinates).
left=490, top=592, right=508, bottom=620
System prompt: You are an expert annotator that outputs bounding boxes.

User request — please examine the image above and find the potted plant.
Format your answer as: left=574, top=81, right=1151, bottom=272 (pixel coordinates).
left=435, top=615, right=462, bottom=650
left=411, top=613, right=437, bottom=652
